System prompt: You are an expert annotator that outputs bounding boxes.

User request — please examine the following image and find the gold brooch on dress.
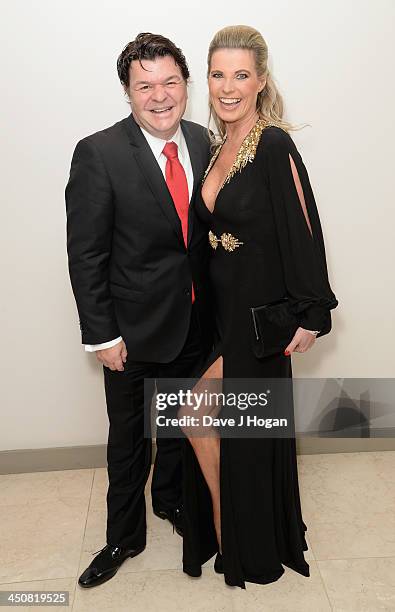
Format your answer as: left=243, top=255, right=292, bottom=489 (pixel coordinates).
left=209, top=230, right=244, bottom=252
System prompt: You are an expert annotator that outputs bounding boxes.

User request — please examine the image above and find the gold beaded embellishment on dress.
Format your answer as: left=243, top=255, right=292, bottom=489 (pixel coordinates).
left=209, top=231, right=244, bottom=252
left=209, top=230, right=219, bottom=249
left=202, top=119, right=272, bottom=190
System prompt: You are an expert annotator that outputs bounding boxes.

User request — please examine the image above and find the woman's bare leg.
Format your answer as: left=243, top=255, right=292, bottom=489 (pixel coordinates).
left=184, top=356, right=223, bottom=552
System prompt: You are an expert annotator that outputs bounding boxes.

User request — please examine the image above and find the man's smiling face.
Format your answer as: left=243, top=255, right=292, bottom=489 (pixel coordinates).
left=127, top=55, right=188, bottom=140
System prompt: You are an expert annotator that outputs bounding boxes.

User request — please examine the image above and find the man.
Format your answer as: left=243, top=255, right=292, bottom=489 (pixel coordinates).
left=65, top=32, right=212, bottom=588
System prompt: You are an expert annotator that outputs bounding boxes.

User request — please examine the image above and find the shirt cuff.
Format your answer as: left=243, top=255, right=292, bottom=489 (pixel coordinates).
left=303, top=329, right=319, bottom=336
left=84, top=336, right=123, bottom=352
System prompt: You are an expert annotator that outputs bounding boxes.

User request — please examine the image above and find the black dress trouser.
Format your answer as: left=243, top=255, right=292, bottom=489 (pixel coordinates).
left=102, top=305, right=206, bottom=549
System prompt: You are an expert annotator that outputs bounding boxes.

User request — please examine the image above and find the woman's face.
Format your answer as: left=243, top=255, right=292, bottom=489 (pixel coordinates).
left=208, top=48, right=265, bottom=126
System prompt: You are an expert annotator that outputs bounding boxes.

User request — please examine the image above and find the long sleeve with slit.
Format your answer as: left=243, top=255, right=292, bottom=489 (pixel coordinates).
left=262, top=127, right=338, bottom=334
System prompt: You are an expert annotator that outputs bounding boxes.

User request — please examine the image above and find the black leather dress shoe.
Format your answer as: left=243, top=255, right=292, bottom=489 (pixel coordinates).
left=214, top=552, right=223, bottom=574
left=78, top=543, right=145, bottom=588
left=153, top=507, right=183, bottom=536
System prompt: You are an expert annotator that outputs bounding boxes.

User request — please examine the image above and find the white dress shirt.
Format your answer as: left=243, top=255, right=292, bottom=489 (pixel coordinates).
left=84, top=123, right=193, bottom=352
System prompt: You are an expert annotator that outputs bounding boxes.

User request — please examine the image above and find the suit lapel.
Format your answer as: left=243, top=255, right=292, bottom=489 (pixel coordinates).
left=181, top=120, right=205, bottom=247
left=122, top=114, right=185, bottom=247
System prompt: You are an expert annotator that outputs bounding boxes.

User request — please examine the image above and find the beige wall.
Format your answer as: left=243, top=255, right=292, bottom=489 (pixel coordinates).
left=1, top=0, right=394, bottom=451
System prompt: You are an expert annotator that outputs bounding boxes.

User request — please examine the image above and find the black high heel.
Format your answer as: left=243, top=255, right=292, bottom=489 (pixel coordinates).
left=214, top=552, right=223, bottom=574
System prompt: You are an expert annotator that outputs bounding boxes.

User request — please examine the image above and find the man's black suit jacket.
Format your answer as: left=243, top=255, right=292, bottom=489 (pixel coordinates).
left=65, top=113, right=213, bottom=363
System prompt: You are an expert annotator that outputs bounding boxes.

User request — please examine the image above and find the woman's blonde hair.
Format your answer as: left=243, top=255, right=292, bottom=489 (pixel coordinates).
left=207, top=25, right=301, bottom=142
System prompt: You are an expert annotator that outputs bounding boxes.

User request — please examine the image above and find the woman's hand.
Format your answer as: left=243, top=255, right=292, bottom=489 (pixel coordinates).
left=284, top=327, right=317, bottom=356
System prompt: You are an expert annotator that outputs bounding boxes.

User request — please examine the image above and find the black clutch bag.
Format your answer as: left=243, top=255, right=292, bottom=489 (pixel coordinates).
left=250, top=297, right=301, bottom=359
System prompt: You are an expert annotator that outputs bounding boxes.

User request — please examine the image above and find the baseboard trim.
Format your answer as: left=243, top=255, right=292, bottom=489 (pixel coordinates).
left=1, top=438, right=394, bottom=475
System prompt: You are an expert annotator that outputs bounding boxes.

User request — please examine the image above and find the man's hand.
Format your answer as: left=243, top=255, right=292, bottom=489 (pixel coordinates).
left=284, top=327, right=316, bottom=356
left=96, top=340, right=128, bottom=371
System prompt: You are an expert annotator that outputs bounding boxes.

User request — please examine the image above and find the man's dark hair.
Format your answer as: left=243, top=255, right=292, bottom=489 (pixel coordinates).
left=117, top=32, right=190, bottom=87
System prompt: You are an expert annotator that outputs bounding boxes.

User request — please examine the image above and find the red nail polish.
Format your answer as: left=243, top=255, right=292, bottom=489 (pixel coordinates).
left=284, top=350, right=290, bottom=356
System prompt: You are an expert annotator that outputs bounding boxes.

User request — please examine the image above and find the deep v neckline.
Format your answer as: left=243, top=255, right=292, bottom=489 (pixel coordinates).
left=201, top=118, right=269, bottom=215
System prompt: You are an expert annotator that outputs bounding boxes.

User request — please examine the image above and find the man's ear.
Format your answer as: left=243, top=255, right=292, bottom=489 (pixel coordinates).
left=123, top=84, right=130, bottom=101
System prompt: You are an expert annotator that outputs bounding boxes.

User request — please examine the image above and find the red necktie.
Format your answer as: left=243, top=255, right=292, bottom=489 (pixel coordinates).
left=162, top=142, right=195, bottom=302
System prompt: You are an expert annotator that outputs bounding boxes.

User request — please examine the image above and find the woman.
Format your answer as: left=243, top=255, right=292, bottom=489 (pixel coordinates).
left=180, top=25, right=338, bottom=589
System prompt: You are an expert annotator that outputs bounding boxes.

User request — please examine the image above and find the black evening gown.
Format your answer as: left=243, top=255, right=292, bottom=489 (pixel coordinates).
left=181, top=120, right=338, bottom=589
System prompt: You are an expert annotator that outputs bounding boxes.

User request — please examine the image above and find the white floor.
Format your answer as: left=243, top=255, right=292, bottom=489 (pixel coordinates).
left=1, top=451, right=395, bottom=611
